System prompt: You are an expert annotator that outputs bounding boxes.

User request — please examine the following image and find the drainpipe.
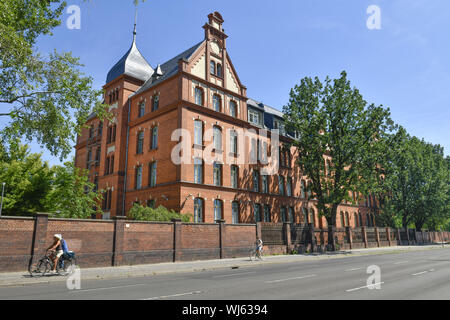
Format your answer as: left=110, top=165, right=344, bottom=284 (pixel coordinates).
left=122, top=98, right=131, bottom=216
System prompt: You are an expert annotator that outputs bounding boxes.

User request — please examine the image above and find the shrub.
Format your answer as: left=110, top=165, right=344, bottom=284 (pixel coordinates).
left=129, top=203, right=191, bottom=222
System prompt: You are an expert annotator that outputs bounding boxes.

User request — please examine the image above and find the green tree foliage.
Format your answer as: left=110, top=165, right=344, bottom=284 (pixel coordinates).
left=43, top=162, right=103, bottom=219
left=381, top=128, right=449, bottom=231
left=0, top=0, right=109, bottom=160
left=129, top=203, right=191, bottom=222
left=283, top=71, right=395, bottom=249
left=0, top=140, right=102, bottom=218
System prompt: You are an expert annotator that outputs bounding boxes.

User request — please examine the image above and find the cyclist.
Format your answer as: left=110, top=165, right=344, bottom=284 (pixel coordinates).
left=46, top=234, right=64, bottom=273
left=256, top=238, right=263, bottom=258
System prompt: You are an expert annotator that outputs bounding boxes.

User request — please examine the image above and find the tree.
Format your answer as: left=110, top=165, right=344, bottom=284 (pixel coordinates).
left=0, top=139, right=103, bottom=218
left=43, top=161, right=103, bottom=219
left=283, top=71, right=394, bottom=250
left=381, top=128, right=449, bottom=231
left=0, top=139, right=53, bottom=216
left=0, top=0, right=109, bottom=160
left=129, top=203, right=191, bottom=222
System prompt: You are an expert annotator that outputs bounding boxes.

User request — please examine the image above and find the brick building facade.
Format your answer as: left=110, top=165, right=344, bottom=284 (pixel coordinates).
left=75, top=12, right=379, bottom=227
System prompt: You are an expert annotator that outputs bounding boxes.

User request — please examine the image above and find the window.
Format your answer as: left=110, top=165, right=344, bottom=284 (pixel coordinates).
left=136, top=165, right=143, bottom=190
left=194, top=198, right=203, bottom=223
left=281, top=207, right=287, bottom=223
left=278, top=176, right=285, bottom=196
left=136, top=131, right=144, bottom=154
left=89, top=125, right=94, bottom=138
left=253, top=169, right=260, bottom=192
left=345, top=212, right=350, bottom=227
left=138, top=101, right=145, bottom=118
left=149, top=161, right=157, bottom=187
left=107, top=125, right=116, bottom=144
left=254, top=204, right=262, bottom=222
left=229, top=100, right=237, bottom=117
left=310, top=208, right=316, bottom=227
left=195, top=87, right=204, bottom=106
left=274, top=119, right=285, bottom=135
left=359, top=212, right=363, bottom=227
left=286, top=177, right=293, bottom=197
left=217, top=63, right=222, bottom=77
left=210, top=61, right=215, bottom=75
left=340, top=212, right=345, bottom=227
left=152, top=95, right=159, bottom=112
left=262, top=175, right=268, bottom=193
left=301, top=180, right=306, bottom=198
left=232, top=202, right=239, bottom=224
left=105, top=157, right=110, bottom=175
left=230, top=165, right=238, bottom=189
left=98, top=122, right=103, bottom=136
left=263, top=205, right=271, bottom=222
left=150, top=126, right=158, bottom=150
left=102, top=190, right=112, bottom=211
left=302, top=208, right=308, bottom=225
left=230, top=130, right=238, bottom=154
left=194, top=120, right=203, bottom=146
left=213, top=162, right=222, bottom=186
left=194, top=158, right=203, bottom=184
left=213, top=95, right=221, bottom=112
left=213, top=126, right=222, bottom=151
left=95, top=147, right=101, bottom=162
left=214, top=199, right=223, bottom=222
left=354, top=212, right=359, bottom=227
left=288, top=207, right=295, bottom=223
left=248, top=109, right=260, bottom=125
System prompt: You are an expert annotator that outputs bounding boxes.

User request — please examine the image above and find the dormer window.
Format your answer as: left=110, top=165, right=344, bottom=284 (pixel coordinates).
left=248, top=109, right=261, bottom=126
left=274, top=119, right=285, bottom=135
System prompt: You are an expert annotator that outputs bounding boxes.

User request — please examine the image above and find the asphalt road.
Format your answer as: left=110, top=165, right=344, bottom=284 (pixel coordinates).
left=1, top=247, right=449, bottom=300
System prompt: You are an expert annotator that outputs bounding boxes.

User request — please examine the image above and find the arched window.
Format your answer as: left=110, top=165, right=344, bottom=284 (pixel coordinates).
left=194, top=120, right=203, bottom=146
left=135, top=165, right=143, bottom=190
left=150, top=126, right=158, bottom=150
left=213, top=94, right=221, bottom=112
left=302, top=207, right=308, bottom=225
left=136, top=131, right=144, bottom=154
left=152, top=95, right=159, bottom=112
left=213, top=161, right=222, bottom=186
left=232, top=201, right=240, bottom=224
left=213, top=125, right=222, bottom=150
left=229, top=100, right=237, bottom=118
left=194, top=157, right=203, bottom=184
left=310, top=208, right=316, bottom=227
left=216, top=63, right=222, bottom=77
left=354, top=212, right=359, bottom=227
left=230, top=129, right=238, bottom=154
left=345, top=212, right=350, bottom=227
left=195, top=87, right=204, bottom=106
left=300, top=180, right=306, bottom=198
left=254, top=203, right=262, bottom=222
left=138, top=101, right=145, bottom=118
left=340, top=211, right=345, bottom=227
left=194, top=198, right=204, bottom=223
left=149, top=161, right=157, bottom=187
left=214, top=199, right=223, bottom=222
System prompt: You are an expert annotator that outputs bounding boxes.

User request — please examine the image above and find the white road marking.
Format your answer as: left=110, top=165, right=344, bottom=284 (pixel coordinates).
left=412, top=269, right=434, bottom=276
left=213, top=271, right=256, bottom=278
left=142, top=290, right=204, bottom=300
left=346, top=282, right=384, bottom=292
left=394, top=261, right=409, bottom=265
left=345, top=268, right=363, bottom=272
left=70, top=283, right=145, bottom=293
left=265, top=274, right=316, bottom=284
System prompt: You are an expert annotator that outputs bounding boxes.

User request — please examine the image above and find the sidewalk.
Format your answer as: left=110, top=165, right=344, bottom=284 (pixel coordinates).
left=0, top=244, right=448, bottom=287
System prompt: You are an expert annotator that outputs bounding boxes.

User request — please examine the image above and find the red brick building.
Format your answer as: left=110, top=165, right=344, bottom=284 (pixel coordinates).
left=75, top=12, right=378, bottom=227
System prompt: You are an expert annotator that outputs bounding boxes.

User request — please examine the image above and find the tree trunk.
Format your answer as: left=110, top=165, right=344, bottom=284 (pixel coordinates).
left=327, top=204, right=339, bottom=251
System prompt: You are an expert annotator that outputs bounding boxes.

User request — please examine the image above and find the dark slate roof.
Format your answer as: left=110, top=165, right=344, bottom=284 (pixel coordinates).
left=106, top=40, right=154, bottom=84
left=132, top=40, right=205, bottom=96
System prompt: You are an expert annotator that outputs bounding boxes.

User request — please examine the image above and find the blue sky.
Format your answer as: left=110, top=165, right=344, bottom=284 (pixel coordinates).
left=1, top=0, right=449, bottom=164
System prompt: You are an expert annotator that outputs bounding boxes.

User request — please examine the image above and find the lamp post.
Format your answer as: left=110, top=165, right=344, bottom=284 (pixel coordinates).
left=0, top=182, right=5, bottom=217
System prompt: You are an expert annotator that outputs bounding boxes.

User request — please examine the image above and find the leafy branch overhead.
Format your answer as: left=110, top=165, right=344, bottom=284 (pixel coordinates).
left=0, top=0, right=109, bottom=160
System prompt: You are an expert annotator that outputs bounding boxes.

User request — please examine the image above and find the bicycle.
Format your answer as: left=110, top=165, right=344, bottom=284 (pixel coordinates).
left=249, top=244, right=263, bottom=261
left=29, top=250, right=77, bottom=277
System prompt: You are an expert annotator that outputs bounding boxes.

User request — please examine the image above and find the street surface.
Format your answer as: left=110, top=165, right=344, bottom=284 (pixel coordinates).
left=0, top=247, right=449, bottom=300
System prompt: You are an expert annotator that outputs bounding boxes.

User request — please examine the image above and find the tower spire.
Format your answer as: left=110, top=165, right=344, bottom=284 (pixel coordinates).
left=133, top=8, right=137, bottom=43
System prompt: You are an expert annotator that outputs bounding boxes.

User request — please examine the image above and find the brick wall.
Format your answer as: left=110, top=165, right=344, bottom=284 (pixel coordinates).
left=0, top=214, right=257, bottom=272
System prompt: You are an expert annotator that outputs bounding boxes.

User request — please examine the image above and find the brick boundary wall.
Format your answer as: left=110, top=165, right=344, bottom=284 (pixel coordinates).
left=0, top=214, right=257, bottom=272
